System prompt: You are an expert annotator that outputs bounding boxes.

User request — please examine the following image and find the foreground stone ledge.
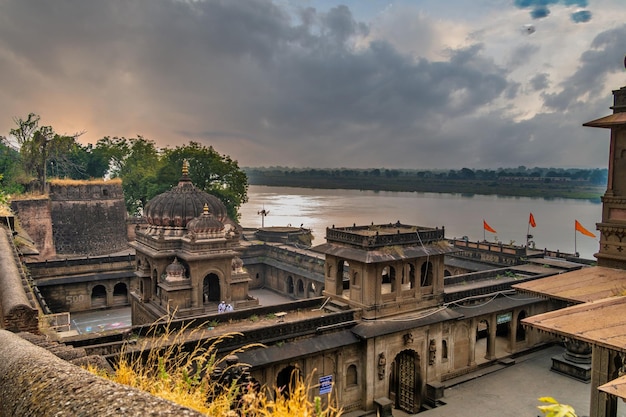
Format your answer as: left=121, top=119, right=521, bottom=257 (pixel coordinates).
left=0, top=330, right=204, bottom=417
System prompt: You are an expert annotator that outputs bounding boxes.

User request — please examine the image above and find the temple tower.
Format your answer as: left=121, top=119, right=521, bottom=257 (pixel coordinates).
left=584, top=85, right=626, bottom=267
left=130, top=161, right=256, bottom=325
left=319, top=222, right=455, bottom=319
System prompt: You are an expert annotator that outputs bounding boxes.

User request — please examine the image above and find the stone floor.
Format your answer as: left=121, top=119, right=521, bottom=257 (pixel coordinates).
left=394, top=345, right=592, bottom=417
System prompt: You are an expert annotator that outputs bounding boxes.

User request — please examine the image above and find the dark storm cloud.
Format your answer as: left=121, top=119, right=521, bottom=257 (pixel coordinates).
left=542, top=25, right=626, bottom=112
left=0, top=0, right=613, bottom=169
left=529, top=73, right=550, bottom=91
left=507, top=44, right=540, bottom=69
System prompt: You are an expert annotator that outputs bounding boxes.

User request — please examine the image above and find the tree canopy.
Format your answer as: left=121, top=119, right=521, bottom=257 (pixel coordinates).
left=1, top=114, right=249, bottom=221
left=92, top=138, right=248, bottom=219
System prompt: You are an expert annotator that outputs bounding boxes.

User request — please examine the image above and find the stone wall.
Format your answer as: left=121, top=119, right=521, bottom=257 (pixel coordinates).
left=0, top=330, right=203, bottom=417
left=0, top=227, right=39, bottom=333
left=26, top=255, right=135, bottom=313
left=10, top=197, right=56, bottom=260
left=49, top=182, right=128, bottom=256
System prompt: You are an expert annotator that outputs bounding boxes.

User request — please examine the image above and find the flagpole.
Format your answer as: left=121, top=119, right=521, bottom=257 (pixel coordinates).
left=574, top=220, right=578, bottom=256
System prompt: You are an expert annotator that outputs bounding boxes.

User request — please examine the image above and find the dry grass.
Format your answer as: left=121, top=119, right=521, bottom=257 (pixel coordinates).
left=48, top=177, right=122, bottom=186
left=87, top=320, right=341, bottom=417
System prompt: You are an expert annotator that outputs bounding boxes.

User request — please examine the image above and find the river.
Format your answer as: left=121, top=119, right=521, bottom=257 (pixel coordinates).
left=239, top=185, right=603, bottom=260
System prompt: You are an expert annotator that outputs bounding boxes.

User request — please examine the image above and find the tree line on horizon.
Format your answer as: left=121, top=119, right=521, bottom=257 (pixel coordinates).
left=244, top=166, right=607, bottom=184
left=0, top=114, right=248, bottom=219
left=244, top=166, right=607, bottom=200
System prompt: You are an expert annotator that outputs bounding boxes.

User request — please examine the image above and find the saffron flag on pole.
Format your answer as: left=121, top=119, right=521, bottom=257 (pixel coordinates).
left=529, top=213, right=536, bottom=228
left=483, top=220, right=497, bottom=234
left=575, top=220, right=596, bottom=238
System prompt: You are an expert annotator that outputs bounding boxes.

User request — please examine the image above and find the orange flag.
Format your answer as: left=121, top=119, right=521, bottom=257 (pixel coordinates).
left=529, top=212, right=536, bottom=228
left=483, top=220, right=497, bottom=233
left=575, top=220, right=596, bottom=238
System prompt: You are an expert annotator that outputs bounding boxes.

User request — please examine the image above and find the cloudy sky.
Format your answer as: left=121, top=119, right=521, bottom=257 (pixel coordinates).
left=1, top=0, right=625, bottom=169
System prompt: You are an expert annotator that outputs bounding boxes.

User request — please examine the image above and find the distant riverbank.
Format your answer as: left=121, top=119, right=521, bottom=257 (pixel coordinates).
left=246, top=171, right=605, bottom=200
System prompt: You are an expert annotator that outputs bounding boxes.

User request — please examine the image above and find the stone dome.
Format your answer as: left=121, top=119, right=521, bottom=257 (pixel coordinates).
left=165, top=257, right=185, bottom=280
left=144, top=160, right=229, bottom=228
left=187, top=204, right=224, bottom=234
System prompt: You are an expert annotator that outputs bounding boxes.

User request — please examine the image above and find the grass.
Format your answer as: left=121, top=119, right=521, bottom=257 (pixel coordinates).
left=48, top=177, right=122, bottom=186
left=86, top=319, right=341, bottom=416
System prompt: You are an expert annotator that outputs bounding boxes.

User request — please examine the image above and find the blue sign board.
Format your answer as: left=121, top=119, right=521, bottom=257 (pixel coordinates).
left=319, top=375, right=332, bottom=395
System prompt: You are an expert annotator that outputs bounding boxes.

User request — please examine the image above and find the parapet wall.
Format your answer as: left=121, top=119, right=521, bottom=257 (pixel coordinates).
left=0, top=330, right=204, bottom=417
left=0, top=227, right=39, bottom=333
left=12, top=181, right=130, bottom=258
left=49, top=181, right=128, bottom=256
left=10, top=197, right=56, bottom=259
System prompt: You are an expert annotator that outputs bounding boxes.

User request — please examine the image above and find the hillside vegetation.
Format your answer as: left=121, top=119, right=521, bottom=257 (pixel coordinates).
left=245, top=167, right=607, bottom=200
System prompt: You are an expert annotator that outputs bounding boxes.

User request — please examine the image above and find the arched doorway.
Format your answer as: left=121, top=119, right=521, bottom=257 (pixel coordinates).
left=337, top=260, right=350, bottom=296
left=307, top=281, right=316, bottom=298
left=297, top=279, right=305, bottom=297
left=287, top=276, right=294, bottom=295
left=112, top=283, right=128, bottom=306
left=202, top=273, right=220, bottom=304
left=390, top=350, right=422, bottom=414
left=276, top=365, right=301, bottom=398
left=91, top=285, right=107, bottom=308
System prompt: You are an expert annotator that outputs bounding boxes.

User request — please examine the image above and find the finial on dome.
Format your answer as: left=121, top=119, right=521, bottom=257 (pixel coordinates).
left=203, top=203, right=209, bottom=215
left=182, top=159, right=189, bottom=177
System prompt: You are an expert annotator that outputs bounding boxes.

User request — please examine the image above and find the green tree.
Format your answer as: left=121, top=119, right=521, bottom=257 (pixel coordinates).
left=94, top=136, right=160, bottom=214
left=9, top=113, right=82, bottom=193
left=0, top=137, right=24, bottom=194
left=115, top=136, right=161, bottom=214
left=157, top=142, right=248, bottom=221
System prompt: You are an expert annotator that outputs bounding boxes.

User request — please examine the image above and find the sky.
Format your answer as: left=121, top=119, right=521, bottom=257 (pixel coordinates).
left=1, top=0, right=626, bottom=169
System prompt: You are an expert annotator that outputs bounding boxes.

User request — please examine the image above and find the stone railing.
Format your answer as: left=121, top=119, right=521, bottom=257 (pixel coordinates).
left=326, top=224, right=445, bottom=248
left=0, top=227, right=38, bottom=333
left=0, top=329, right=203, bottom=417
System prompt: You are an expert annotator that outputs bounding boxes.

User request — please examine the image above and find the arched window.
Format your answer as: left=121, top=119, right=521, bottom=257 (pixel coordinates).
left=352, top=271, right=360, bottom=286
left=421, top=262, right=433, bottom=288
left=403, top=263, right=416, bottom=290
left=442, top=340, right=448, bottom=361
left=91, top=285, right=107, bottom=308
left=297, top=279, right=305, bottom=297
left=276, top=365, right=301, bottom=398
left=113, top=283, right=128, bottom=306
left=287, top=276, right=294, bottom=294
left=382, top=266, right=396, bottom=294
left=346, top=364, right=358, bottom=386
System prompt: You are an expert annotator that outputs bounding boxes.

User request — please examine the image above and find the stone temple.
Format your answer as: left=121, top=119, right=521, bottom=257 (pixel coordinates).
left=130, top=160, right=258, bottom=324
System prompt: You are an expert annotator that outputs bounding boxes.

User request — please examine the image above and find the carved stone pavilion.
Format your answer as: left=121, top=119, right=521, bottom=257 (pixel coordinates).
left=129, top=161, right=257, bottom=325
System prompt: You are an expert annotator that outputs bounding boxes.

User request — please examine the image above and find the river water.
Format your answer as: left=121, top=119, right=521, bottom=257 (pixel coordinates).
left=239, top=185, right=603, bottom=260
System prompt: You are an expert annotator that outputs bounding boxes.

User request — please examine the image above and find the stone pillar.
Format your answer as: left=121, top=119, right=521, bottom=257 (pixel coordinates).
left=486, top=315, right=496, bottom=360
left=509, top=310, right=518, bottom=353
left=590, top=346, right=616, bottom=417
left=469, top=318, right=477, bottom=366
left=363, top=340, right=377, bottom=412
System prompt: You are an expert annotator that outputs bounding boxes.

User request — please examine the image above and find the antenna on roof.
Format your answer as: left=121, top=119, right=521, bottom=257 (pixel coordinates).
left=257, top=206, right=270, bottom=228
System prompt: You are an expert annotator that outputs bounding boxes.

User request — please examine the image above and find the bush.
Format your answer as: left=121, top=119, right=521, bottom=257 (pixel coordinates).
left=86, top=320, right=341, bottom=416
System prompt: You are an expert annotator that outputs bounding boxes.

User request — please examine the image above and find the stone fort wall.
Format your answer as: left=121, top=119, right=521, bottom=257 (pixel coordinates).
left=10, top=197, right=56, bottom=259
left=49, top=181, right=128, bottom=256
left=13, top=181, right=129, bottom=258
